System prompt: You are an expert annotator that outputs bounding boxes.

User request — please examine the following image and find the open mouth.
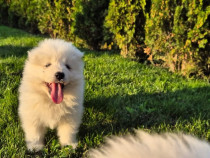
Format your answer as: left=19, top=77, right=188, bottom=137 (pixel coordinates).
left=46, top=82, right=65, bottom=104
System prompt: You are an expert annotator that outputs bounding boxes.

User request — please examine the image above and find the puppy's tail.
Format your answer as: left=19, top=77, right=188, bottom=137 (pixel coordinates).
left=88, top=130, right=210, bottom=158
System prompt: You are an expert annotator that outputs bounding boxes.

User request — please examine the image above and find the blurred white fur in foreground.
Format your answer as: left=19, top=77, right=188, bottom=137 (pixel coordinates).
left=89, top=130, right=210, bottom=158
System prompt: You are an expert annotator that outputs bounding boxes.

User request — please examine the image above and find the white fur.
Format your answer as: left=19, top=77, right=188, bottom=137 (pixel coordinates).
left=18, top=39, right=84, bottom=151
left=89, top=130, right=210, bottom=158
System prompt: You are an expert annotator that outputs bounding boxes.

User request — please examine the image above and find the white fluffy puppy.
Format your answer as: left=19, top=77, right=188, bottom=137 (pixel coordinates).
left=18, top=39, right=84, bottom=151
left=89, top=130, right=210, bottom=158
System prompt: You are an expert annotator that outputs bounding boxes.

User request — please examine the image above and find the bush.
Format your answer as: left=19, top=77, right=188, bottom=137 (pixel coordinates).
left=0, top=0, right=209, bottom=78
left=145, top=0, right=210, bottom=78
left=0, top=0, right=110, bottom=49
left=0, top=0, right=23, bottom=28
left=37, top=0, right=74, bottom=41
left=72, top=0, right=111, bottom=50
left=0, top=0, right=8, bottom=25
left=1, top=0, right=40, bottom=32
left=105, top=0, right=147, bottom=60
left=0, top=0, right=75, bottom=38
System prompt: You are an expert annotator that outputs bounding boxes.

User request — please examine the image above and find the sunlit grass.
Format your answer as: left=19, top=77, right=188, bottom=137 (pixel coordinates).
left=0, top=25, right=209, bottom=157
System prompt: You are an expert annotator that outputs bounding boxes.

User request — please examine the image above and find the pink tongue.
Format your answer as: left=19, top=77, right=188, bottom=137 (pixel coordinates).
left=51, top=83, right=63, bottom=104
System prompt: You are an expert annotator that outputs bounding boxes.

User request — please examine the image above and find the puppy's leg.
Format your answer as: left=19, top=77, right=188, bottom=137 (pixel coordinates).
left=22, top=121, right=46, bottom=151
left=57, top=110, right=83, bottom=149
left=57, top=120, right=79, bottom=149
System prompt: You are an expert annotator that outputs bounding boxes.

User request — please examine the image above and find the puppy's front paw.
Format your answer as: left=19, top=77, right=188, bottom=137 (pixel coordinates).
left=61, top=141, right=78, bottom=149
left=70, top=142, right=78, bottom=149
left=26, top=141, right=44, bottom=152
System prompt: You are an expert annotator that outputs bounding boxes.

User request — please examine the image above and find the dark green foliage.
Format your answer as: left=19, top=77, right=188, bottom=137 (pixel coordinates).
left=0, top=0, right=75, bottom=38
left=0, top=0, right=21, bottom=28
left=0, top=0, right=111, bottom=49
left=0, top=0, right=8, bottom=25
left=145, top=0, right=210, bottom=78
left=0, top=0, right=40, bottom=32
left=0, top=0, right=209, bottom=78
left=105, top=0, right=147, bottom=60
left=37, top=0, right=74, bottom=40
left=72, top=0, right=111, bottom=50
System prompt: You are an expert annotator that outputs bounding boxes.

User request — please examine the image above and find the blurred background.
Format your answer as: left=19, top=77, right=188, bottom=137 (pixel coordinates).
left=0, top=0, right=209, bottom=79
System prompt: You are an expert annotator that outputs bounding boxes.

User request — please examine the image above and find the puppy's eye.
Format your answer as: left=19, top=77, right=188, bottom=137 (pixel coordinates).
left=65, top=64, right=71, bottom=70
left=45, top=63, right=51, bottom=67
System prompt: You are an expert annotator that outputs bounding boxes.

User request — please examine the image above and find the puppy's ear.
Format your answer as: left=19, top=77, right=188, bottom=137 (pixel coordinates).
left=76, top=51, right=84, bottom=59
left=27, top=48, right=44, bottom=65
left=27, top=50, right=33, bottom=61
left=27, top=49, right=36, bottom=61
left=71, top=45, right=84, bottom=59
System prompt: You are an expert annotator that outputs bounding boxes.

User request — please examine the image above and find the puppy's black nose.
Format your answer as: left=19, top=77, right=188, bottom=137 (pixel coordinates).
left=55, top=72, right=65, bottom=81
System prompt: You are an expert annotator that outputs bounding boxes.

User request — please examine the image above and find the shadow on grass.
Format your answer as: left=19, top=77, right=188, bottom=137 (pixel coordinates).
left=0, top=25, right=44, bottom=39
left=0, top=45, right=31, bottom=58
left=79, top=86, right=210, bottom=144
left=81, top=48, right=120, bottom=57
left=0, top=45, right=119, bottom=60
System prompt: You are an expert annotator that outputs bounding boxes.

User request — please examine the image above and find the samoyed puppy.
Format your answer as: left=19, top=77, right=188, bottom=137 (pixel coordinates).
left=89, top=130, right=210, bottom=158
left=18, top=39, right=84, bottom=151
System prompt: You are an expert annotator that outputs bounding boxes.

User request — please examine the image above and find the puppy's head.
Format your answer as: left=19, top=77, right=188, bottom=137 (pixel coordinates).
left=26, top=39, right=84, bottom=104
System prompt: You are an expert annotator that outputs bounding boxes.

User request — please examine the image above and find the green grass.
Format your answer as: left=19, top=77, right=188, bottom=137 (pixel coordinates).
left=0, top=25, right=209, bottom=157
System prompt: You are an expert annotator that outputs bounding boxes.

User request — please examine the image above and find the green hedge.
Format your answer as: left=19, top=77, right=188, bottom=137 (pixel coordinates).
left=72, top=0, right=111, bottom=50
left=145, top=0, right=210, bottom=78
left=105, top=0, right=147, bottom=61
left=0, top=0, right=209, bottom=78
left=1, top=0, right=75, bottom=39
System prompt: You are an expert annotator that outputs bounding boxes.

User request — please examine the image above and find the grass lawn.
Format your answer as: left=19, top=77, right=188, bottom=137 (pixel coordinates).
left=0, top=25, right=209, bottom=157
